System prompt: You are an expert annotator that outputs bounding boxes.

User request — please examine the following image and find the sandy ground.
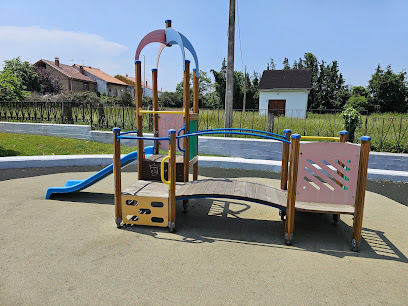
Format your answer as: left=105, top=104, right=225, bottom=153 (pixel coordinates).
left=1, top=167, right=407, bottom=305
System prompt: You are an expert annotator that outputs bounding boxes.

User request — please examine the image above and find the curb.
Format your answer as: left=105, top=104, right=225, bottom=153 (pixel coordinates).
left=1, top=155, right=407, bottom=183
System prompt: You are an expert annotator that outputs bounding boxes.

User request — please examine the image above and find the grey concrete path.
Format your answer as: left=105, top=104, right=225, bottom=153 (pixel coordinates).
left=1, top=168, right=408, bottom=305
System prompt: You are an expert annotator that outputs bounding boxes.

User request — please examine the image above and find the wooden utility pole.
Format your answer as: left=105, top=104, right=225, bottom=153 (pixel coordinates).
left=225, top=0, right=235, bottom=128
left=243, top=65, right=247, bottom=112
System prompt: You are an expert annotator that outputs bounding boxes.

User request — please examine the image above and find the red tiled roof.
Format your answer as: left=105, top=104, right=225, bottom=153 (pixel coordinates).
left=38, top=59, right=96, bottom=83
left=73, top=65, right=127, bottom=86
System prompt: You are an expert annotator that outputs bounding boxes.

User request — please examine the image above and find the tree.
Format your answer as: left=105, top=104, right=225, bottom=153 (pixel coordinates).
left=0, top=70, right=28, bottom=101
left=352, top=86, right=370, bottom=98
left=282, top=58, right=290, bottom=70
left=267, top=58, right=276, bottom=70
left=287, top=53, right=350, bottom=110
left=368, top=65, right=408, bottom=113
left=211, top=58, right=227, bottom=108
left=2, top=57, right=40, bottom=92
left=159, top=91, right=182, bottom=108
left=33, top=66, right=61, bottom=94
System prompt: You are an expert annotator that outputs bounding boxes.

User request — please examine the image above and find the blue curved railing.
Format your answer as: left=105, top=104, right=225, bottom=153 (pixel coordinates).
left=177, top=126, right=186, bottom=152
left=198, top=128, right=286, bottom=139
left=177, top=131, right=290, bottom=143
left=116, top=129, right=290, bottom=144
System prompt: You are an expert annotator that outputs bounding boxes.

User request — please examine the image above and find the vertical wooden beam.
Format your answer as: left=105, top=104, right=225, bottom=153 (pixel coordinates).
left=224, top=0, right=235, bottom=128
left=152, top=68, right=159, bottom=154
left=193, top=68, right=199, bottom=181
left=334, top=130, right=349, bottom=224
left=113, top=127, right=122, bottom=228
left=193, top=69, right=199, bottom=114
left=340, top=130, right=348, bottom=143
left=280, top=129, right=291, bottom=190
left=352, top=136, right=371, bottom=251
left=135, top=60, right=144, bottom=180
left=183, top=61, right=190, bottom=211
left=168, top=129, right=177, bottom=232
left=285, top=134, right=301, bottom=245
left=183, top=60, right=190, bottom=182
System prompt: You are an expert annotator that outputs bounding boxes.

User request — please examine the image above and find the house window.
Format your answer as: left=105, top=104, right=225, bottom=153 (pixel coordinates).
left=83, top=83, right=89, bottom=91
left=114, top=89, right=118, bottom=96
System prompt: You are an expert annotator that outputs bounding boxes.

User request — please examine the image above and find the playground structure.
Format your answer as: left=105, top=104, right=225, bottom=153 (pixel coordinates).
left=111, top=20, right=372, bottom=251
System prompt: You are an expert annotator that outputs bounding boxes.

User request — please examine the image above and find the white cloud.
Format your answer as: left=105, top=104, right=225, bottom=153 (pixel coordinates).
left=0, top=26, right=128, bottom=74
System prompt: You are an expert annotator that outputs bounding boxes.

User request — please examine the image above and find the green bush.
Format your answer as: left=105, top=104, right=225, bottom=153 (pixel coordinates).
left=344, top=95, right=369, bottom=112
left=342, top=107, right=362, bottom=142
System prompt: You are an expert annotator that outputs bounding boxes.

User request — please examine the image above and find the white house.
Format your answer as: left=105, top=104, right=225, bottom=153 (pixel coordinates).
left=119, top=75, right=163, bottom=99
left=258, top=70, right=312, bottom=119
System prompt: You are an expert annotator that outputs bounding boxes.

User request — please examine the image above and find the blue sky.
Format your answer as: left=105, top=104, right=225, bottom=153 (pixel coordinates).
left=0, top=0, right=407, bottom=92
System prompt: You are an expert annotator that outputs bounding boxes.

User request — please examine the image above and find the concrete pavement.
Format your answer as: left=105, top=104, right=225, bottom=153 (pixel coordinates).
left=1, top=168, right=407, bottom=305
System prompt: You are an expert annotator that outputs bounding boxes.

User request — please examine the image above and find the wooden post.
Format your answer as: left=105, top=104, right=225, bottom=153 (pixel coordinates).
left=193, top=69, right=199, bottom=181
left=352, top=136, right=371, bottom=251
left=183, top=61, right=190, bottom=211
left=168, top=129, right=177, bottom=232
left=334, top=130, right=349, bottom=224
left=268, top=112, right=275, bottom=133
left=280, top=129, right=291, bottom=190
left=135, top=60, right=144, bottom=180
left=183, top=60, right=190, bottom=181
left=340, top=130, right=348, bottom=143
left=279, top=129, right=291, bottom=221
left=152, top=68, right=159, bottom=154
left=193, top=69, right=199, bottom=114
left=285, top=134, right=301, bottom=245
left=113, top=128, right=122, bottom=228
left=224, top=0, right=235, bottom=128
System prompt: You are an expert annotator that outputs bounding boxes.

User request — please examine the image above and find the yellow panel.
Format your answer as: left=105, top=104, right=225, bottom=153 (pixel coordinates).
left=122, top=195, right=168, bottom=227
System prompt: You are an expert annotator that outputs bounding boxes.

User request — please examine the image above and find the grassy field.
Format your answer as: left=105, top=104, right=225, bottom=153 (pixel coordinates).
left=197, top=110, right=408, bottom=152
left=0, top=133, right=138, bottom=157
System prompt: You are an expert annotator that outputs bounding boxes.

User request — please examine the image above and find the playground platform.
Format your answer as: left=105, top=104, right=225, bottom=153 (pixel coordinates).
left=1, top=167, right=407, bottom=305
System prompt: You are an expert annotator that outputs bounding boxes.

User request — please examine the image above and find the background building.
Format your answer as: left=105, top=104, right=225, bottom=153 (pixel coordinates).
left=258, top=70, right=312, bottom=119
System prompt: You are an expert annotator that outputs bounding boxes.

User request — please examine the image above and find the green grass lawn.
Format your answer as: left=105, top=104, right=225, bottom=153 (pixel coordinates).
left=0, top=133, right=138, bottom=157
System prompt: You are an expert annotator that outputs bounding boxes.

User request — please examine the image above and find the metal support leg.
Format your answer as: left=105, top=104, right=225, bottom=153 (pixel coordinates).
left=333, top=214, right=340, bottom=225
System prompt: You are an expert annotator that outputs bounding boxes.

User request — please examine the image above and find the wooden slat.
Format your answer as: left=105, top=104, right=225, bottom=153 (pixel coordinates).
left=176, top=179, right=288, bottom=209
left=295, top=201, right=354, bottom=214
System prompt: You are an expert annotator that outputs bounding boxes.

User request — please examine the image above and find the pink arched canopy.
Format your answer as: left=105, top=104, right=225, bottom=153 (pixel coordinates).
left=134, top=24, right=199, bottom=77
left=134, top=30, right=166, bottom=61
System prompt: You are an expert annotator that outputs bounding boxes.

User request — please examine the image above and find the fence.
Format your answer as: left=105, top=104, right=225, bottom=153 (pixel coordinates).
left=0, top=101, right=407, bottom=153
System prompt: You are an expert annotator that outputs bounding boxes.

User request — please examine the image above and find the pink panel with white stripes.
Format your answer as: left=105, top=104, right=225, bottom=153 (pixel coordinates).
left=296, top=142, right=361, bottom=206
left=157, top=113, right=184, bottom=150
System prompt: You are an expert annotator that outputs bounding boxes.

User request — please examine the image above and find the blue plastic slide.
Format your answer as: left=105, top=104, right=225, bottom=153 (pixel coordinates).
left=45, top=146, right=154, bottom=199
